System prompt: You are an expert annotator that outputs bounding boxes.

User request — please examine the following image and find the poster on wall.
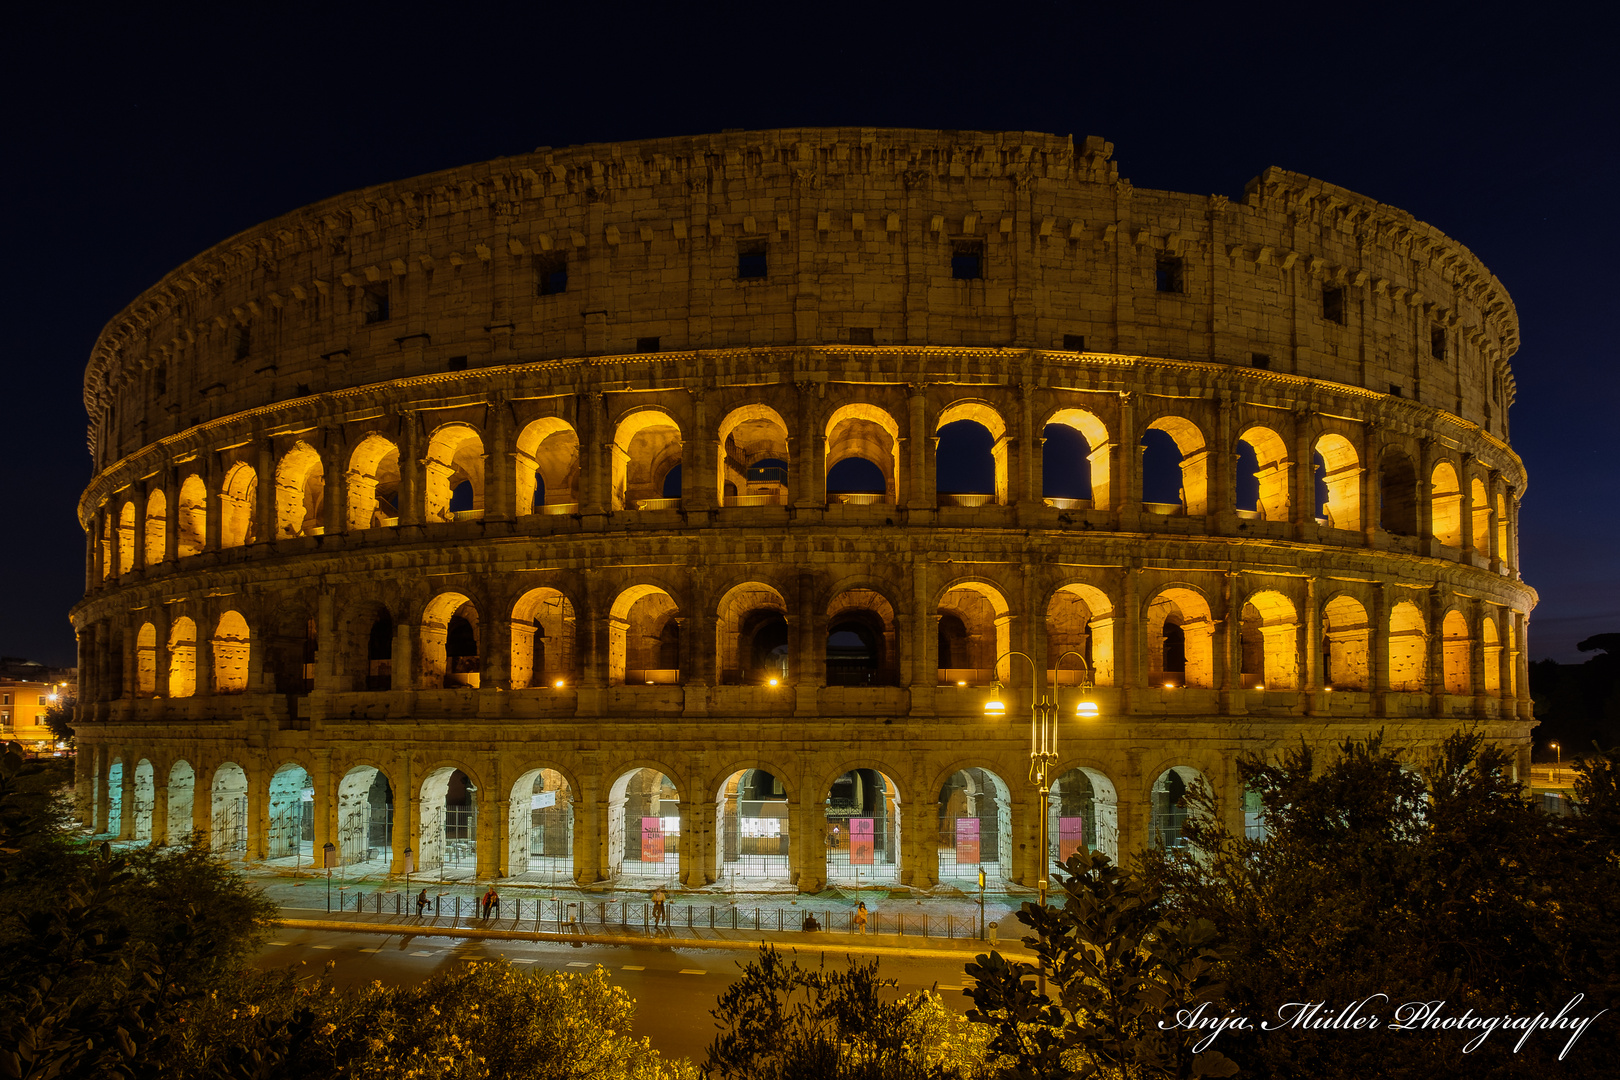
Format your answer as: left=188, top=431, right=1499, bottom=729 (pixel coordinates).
left=531, top=791, right=556, bottom=810
left=849, top=817, right=874, bottom=865
left=955, top=818, right=980, bottom=864
left=1058, top=816, right=1086, bottom=861
left=640, top=816, right=664, bottom=862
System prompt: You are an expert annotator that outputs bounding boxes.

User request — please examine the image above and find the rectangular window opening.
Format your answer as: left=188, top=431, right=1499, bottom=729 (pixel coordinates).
left=847, top=327, right=874, bottom=346
left=636, top=336, right=661, bottom=353
left=1323, top=286, right=1345, bottom=324
left=447, top=355, right=468, bottom=371
left=1390, top=383, right=1403, bottom=397
left=154, top=365, right=167, bottom=397
left=952, top=241, right=984, bottom=280
left=536, top=254, right=568, bottom=296
left=1431, top=327, right=1446, bottom=360
left=233, top=325, right=252, bottom=361
left=362, top=282, right=390, bottom=324
left=737, top=240, right=768, bottom=280
left=1250, top=353, right=1271, bottom=370
left=1155, top=255, right=1184, bottom=294
left=1062, top=333, right=1086, bottom=352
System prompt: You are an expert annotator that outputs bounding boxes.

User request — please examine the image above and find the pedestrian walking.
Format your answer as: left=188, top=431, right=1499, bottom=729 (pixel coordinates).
left=488, top=887, right=501, bottom=919
left=416, top=888, right=430, bottom=917
left=854, top=901, right=868, bottom=935
left=652, top=886, right=667, bottom=928
left=481, top=887, right=494, bottom=919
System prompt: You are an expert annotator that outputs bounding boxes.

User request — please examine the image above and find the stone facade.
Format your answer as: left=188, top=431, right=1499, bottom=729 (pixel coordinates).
left=71, top=128, right=1535, bottom=892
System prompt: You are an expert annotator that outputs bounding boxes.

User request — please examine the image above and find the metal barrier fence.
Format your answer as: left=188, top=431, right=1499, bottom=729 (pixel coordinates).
left=325, top=890, right=1006, bottom=941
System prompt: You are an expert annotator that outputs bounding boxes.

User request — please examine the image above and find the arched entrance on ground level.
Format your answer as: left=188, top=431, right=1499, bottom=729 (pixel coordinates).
left=106, top=759, right=124, bottom=836
left=267, top=763, right=313, bottom=864
left=167, top=761, right=195, bottom=846
left=609, top=768, right=679, bottom=881
left=824, top=769, right=900, bottom=885
left=418, top=768, right=478, bottom=880
left=337, top=766, right=394, bottom=871
left=507, top=769, right=574, bottom=882
left=1150, top=766, right=1210, bottom=850
left=937, top=768, right=1012, bottom=884
left=210, top=763, right=248, bottom=857
left=715, top=769, right=791, bottom=887
left=1048, top=767, right=1121, bottom=871
left=133, top=759, right=155, bottom=843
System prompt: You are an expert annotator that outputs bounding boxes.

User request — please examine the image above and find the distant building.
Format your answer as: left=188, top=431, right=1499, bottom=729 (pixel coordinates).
left=1, top=679, right=63, bottom=751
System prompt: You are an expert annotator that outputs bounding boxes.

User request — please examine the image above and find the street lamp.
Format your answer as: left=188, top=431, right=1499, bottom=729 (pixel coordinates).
left=1551, top=741, right=1561, bottom=782
left=323, top=841, right=337, bottom=911
left=984, top=649, right=1098, bottom=996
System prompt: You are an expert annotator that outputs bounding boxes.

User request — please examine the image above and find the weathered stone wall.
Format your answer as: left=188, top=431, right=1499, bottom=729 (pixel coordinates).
left=72, top=129, right=1535, bottom=893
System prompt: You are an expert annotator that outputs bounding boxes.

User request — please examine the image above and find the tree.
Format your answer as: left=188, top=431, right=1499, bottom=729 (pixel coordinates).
left=41, top=703, right=74, bottom=746
left=964, top=851, right=1238, bottom=1080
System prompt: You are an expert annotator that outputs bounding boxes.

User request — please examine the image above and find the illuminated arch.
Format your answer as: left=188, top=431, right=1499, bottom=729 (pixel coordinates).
left=1145, top=586, right=1214, bottom=688
left=1239, top=589, right=1300, bottom=690
left=1388, top=601, right=1428, bottom=692
left=717, top=404, right=790, bottom=507
left=510, top=587, right=578, bottom=689
left=1043, top=407, right=1111, bottom=508
left=1322, top=594, right=1370, bottom=691
left=1143, top=416, right=1209, bottom=516
left=212, top=610, right=250, bottom=693
left=1431, top=461, right=1462, bottom=547
left=168, top=616, right=197, bottom=698
left=218, top=462, right=257, bottom=548
left=1313, top=433, right=1362, bottom=530
left=936, top=580, right=1010, bottom=684
left=423, top=423, right=486, bottom=522
left=609, top=584, right=681, bottom=685
left=1045, top=582, right=1116, bottom=687
left=143, top=488, right=167, bottom=564
left=825, top=402, right=899, bottom=504
left=346, top=433, right=401, bottom=530
left=420, top=591, right=480, bottom=689
left=275, top=441, right=325, bottom=538
left=714, top=581, right=788, bottom=685
left=514, top=417, right=580, bottom=515
left=177, top=474, right=207, bottom=557
left=1236, top=425, right=1289, bottom=521
left=611, top=409, right=683, bottom=511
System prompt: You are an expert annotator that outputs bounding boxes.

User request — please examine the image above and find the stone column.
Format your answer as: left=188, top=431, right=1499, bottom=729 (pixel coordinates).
left=1217, top=572, right=1243, bottom=714
left=796, top=572, right=823, bottom=715
left=678, top=797, right=708, bottom=887
left=1292, top=409, right=1314, bottom=540
left=483, top=614, right=512, bottom=691
left=312, top=591, right=337, bottom=692
left=1369, top=582, right=1388, bottom=715
left=1485, top=471, right=1503, bottom=571
left=153, top=605, right=172, bottom=700
left=1016, top=382, right=1037, bottom=509
left=908, top=560, right=934, bottom=717
left=1360, top=421, right=1379, bottom=547
left=906, top=384, right=929, bottom=509
left=117, top=757, right=136, bottom=840
left=1504, top=486, right=1520, bottom=575
left=1496, top=607, right=1514, bottom=704
left=792, top=797, right=824, bottom=893
left=1514, top=611, right=1532, bottom=720
left=1427, top=587, right=1447, bottom=717
left=164, top=463, right=181, bottom=563
left=486, top=395, right=513, bottom=523
left=1117, top=392, right=1140, bottom=530
left=1211, top=395, right=1236, bottom=535
left=1118, top=566, right=1140, bottom=715
left=255, top=436, right=276, bottom=544
left=476, top=765, right=501, bottom=881
left=1416, top=438, right=1436, bottom=555
left=575, top=772, right=603, bottom=885
left=1458, top=453, right=1476, bottom=560
left=390, top=754, right=414, bottom=877
left=1470, top=600, right=1490, bottom=717
left=311, top=749, right=334, bottom=865
left=203, top=453, right=222, bottom=553
left=581, top=392, right=607, bottom=517
left=150, top=776, right=169, bottom=846
left=107, top=505, right=122, bottom=580
left=130, top=489, right=147, bottom=573
left=321, top=426, right=346, bottom=536
left=1303, top=576, right=1322, bottom=714
left=1115, top=748, right=1145, bottom=856
left=399, top=411, right=422, bottom=527
left=903, top=797, right=939, bottom=890
left=245, top=760, right=268, bottom=861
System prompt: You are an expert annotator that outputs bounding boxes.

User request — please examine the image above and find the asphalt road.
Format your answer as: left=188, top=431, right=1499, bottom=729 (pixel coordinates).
left=255, top=926, right=983, bottom=1064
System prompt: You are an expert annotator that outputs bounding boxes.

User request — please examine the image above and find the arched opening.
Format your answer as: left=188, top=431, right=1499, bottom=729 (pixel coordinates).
left=1431, top=461, right=1463, bottom=547
left=511, top=588, right=577, bottom=689
left=1142, top=417, right=1208, bottom=516
left=166, top=760, right=194, bottom=846
left=1496, top=493, right=1510, bottom=562
left=345, top=433, right=401, bottom=530
left=1482, top=615, right=1502, bottom=695
left=608, top=768, right=680, bottom=881
left=715, top=768, right=791, bottom=887
left=1045, top=583, right=1116, bottom=686
left=423, top=424, right=486, bottom=522
left=336, top=766, right=394, bottom=873
left=1236, top=427, right=1289, bottom=521
left=219, top=462, right=257, bottom=548
left=1442, top=610, right=1471, bottom=694
left=1243, top=785, right=1269, bottom=841
left=936, top=767, right=1012, bottom=884
left=936, top=402, right=1007, bottom=506
left=825, top=403, right=899, bottom=505
left=210, top=763, right=249, bottom=857
left=514, top=418, right=581, bottom=515
left=715, top=583, right=788, bottom=685
left=168, top=617, right=197, bottom=698
left=136, top=622, right=157, bottom=696
left=935, top=582, right=1009, bottom=685
left=275, top=442, right=325, bottom=538
left=1150, top=766, right=1209, bottom=849
left=143, top=489, right=167, bottom=565
left=1314, top=434, right=1361, bottom=530
left=364, top=611, right=394, bottom=690
left=1470, top=478, right=1490, bottom=552
left=266, top=762, right=314, bottom=864
left=609, top=585, right=680, bottom=686
left=418, top=767, right=478, bottom=880
left=1049, top=767, right=1120, bottom=868
left=1322, top=594, right=1370, bottom=691
left=1146, top=587, right=1214, bottom=688
left=1239, top=590, right=1300, bottom=690
left=827, top=589, right=897, bottom=686
left=1043, top=408, right=1110, bottom=508
left=612, top=410, right=683, bottom=511
left=106, top=758, right=124, bottom=837
left=264, top=605, right=316, bottom=695
left=177, top=474, right=207, bottom=557
left=117, top=502, right=136, bottom=574
left=718, top=405, right=790, bottom=507
left=212, top=611, right=250, bottom=693
left=824, top=768, right=900, bottom=884
left=1388, top=601, right=1428, bottom=692
left=133, top=759, right=154, bottom=843
left=507, top=768, right=574, bottom=882
left=420, top=592, right=480, bottom=689
left=1379, top=449, right=1418, bottom=535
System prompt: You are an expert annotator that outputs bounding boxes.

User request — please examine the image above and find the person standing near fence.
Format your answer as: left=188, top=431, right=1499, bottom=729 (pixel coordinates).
left=416, top=888, right=430, bottom=917
left=488, top=887, right=500, bottom=919
left=854, top=901, right=868, bottom=935
left=652, top=886, right=667, bottom=929
left=480, top=887, right=494, bottom=919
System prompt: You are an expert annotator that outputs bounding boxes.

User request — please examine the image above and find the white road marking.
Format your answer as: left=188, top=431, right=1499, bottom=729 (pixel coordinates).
left=567, top=961, right=592, bottom=967
left=412, top=950, right=434, bottom=956
left=267, top=942, right=290, bottom=947
left=312, top=944, right=334, bottom=950
left=622, top=965, right=645, bottom=971
left=679, top=969, right=707, bottom=975
left=359, top=947, right=381, bottom=953
left=511, top=958, right=536, bottom=964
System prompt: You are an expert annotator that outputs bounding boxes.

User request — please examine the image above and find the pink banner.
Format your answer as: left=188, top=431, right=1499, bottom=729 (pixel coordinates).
left=955, top=818, right=980, bottom=864
left=640, top=816, right=664, bottom=862
left=849, top=817, right=874, bottom=865
left=1059, top=816, right=1086, bottom=861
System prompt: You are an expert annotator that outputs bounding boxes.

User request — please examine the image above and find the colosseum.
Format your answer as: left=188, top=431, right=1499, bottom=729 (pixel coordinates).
left=70, top=127, right=1534, bottom=893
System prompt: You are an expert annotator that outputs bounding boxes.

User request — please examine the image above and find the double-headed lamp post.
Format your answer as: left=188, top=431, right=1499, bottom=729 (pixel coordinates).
left=984, top=650, right=1099, bottom=996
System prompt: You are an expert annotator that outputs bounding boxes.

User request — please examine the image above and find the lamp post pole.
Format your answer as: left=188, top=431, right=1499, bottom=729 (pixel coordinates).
left=985, top=649, right=1097, bottom=998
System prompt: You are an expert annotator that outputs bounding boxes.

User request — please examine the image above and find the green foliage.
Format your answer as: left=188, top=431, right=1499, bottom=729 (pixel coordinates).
left=964, top=851, right=1237, bottom=1080
left=705, top=945, right=994, bottom=1080
left=41, top=703, right=74, bottom=745
left=1149, top=730, right=1620, bottom=1079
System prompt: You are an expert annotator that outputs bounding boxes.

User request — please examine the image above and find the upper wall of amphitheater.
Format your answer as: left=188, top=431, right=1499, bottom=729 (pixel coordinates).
left=83, top=128, right=1520, bottom=469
